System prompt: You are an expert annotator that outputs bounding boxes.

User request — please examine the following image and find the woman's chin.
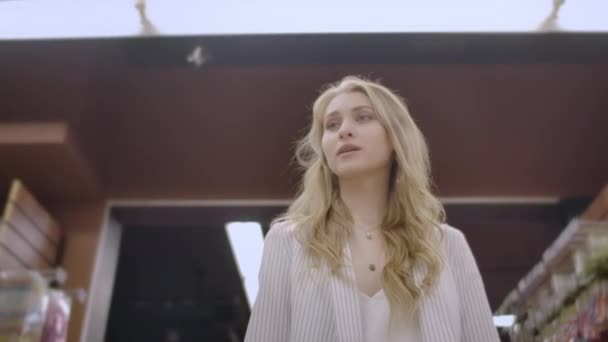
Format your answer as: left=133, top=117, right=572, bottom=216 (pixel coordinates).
left=334, top=164, right=371, bottom=179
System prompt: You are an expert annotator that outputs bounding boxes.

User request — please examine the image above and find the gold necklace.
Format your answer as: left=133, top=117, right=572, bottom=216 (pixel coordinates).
left=352, top=225, right=382, bottom=271
left=363, top=227, right=381, bottom=240
left=363, top=227, right=381, bottom=271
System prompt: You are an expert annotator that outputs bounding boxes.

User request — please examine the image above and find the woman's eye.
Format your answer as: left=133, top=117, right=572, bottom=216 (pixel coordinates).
left=326, top=121, right=339, bottom=130
left=358, top=113, right=373, bottom=121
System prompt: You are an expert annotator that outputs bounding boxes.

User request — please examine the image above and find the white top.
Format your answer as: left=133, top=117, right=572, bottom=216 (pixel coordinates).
left=358, top=290, right=422, bottom=342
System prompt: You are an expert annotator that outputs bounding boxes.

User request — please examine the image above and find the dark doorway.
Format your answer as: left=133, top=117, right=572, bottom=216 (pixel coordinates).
left=105, top=205, right=286, bottom=342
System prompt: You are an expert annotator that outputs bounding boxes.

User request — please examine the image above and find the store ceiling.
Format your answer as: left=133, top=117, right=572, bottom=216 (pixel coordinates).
left=0, top=33, right=606, bottom=201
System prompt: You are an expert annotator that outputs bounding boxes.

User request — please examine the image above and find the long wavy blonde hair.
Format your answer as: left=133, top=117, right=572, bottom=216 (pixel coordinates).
left=273, top=75, right=445, bottom=316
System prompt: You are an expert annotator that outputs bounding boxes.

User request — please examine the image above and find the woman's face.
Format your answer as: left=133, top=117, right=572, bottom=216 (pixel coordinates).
left=321, top=91, right=394, bottom=179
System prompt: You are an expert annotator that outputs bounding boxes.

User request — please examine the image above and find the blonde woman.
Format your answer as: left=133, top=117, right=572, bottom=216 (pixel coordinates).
left=244, top=76, right=499, bottom=342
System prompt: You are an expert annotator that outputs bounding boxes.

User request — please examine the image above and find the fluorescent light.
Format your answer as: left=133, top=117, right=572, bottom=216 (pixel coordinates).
left=493, top=315, right=515, bottom=327
left=225, top=221, right=265, bottom=308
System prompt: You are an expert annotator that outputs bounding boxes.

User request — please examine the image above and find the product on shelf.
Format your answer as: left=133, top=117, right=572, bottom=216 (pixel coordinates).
left=498, top=219, right=608, bottom=342
left=0, top=270, right=73, bottom=342
left=40, top=290, right=71, bottom=342
left=0, top=270, right=48, bottom=342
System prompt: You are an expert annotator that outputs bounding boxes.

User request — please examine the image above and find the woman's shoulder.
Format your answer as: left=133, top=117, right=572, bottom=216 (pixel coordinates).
left=268, top=218, right=297, bottom=235
left=265, top=218, right=298, bottom=250
left=436, top=223, right=470, bottom=256
left=438, top=223, right=465, bottom=240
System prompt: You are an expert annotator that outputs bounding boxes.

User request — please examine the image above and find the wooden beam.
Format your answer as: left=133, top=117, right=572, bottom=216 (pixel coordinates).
left=0, top=122, right=68, bottom=144
left=0, top=122, right=101, bottom=201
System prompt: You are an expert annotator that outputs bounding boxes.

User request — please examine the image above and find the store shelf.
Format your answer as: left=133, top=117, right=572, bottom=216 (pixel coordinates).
left=498, top=220, right=608, bottom=312
left=497, top=185, right=608, bottom=341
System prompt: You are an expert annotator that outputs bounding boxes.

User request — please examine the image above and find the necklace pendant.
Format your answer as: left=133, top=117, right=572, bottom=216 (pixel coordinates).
left=369, top=264, right=376, bottom=271
left=365, top=232, right=372, bottom=240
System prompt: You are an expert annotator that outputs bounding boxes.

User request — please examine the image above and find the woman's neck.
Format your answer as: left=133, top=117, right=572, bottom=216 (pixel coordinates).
left=338, top=169, right=390, bottom=233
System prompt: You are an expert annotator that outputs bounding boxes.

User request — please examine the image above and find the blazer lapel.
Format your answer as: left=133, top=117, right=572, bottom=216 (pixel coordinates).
left=329, top=244, right=363, bottom=342
left=415, top=263, right=461, bottom=342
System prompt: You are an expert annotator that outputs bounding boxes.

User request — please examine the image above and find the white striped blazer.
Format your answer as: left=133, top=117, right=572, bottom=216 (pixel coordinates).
left=244, top=221, right=500, bottom=342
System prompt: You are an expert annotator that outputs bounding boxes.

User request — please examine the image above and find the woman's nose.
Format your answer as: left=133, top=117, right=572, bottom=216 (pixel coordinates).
left=338, top=121, right=354, bottom=139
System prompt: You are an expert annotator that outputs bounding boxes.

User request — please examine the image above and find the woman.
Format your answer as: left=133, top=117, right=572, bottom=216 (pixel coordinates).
left=244, top=76, right=499, bottom=342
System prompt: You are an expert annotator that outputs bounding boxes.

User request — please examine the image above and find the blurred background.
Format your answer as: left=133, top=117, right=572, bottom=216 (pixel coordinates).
left=0, top=1, right=607, bottom=341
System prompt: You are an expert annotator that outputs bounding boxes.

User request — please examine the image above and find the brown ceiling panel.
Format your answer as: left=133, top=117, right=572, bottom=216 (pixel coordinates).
left=1, top=35, right=606, bottom=200
left=100, top=64, right=607, bottom=198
